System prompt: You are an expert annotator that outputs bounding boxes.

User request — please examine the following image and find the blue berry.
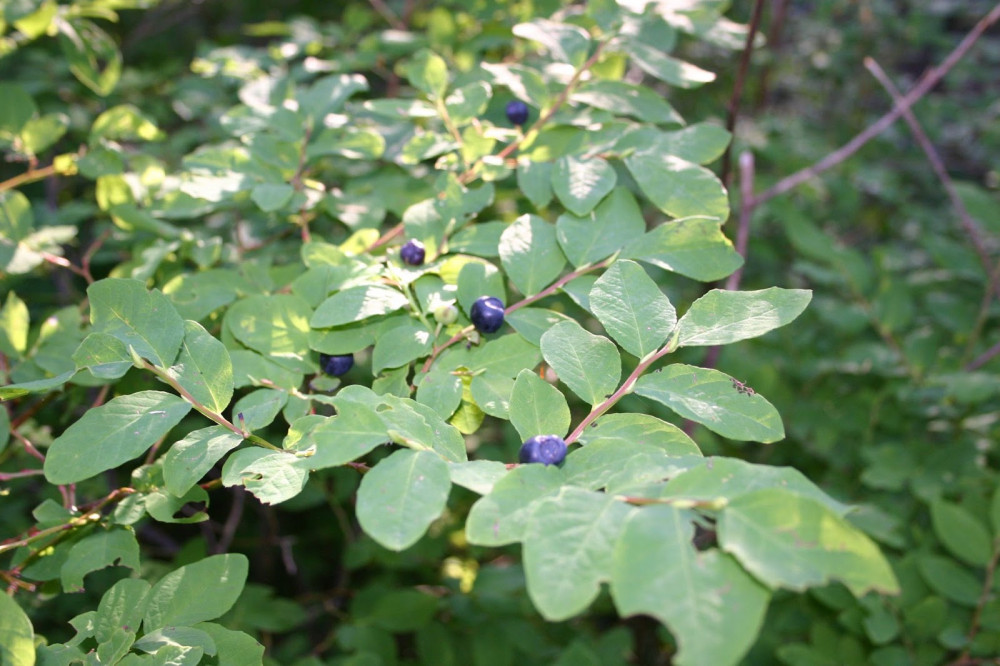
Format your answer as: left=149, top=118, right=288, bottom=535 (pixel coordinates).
left=469, top=296, right=505, bottom=334
left=505, top=100, right=530, bottom=126
left=319, top=353, right=354, bottom=377
left=400, top=239, right=425, bottom=266
left=519, top=434, right=567, bottom=466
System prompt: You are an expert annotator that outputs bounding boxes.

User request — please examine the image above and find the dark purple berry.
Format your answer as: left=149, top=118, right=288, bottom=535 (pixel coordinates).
left=400, top=239, right=425, bottom=266
left=469, top=296, right=505, bottom=334
left=319, top=353, right=354, bottom=377
left=505, top=100, right=530, bottom=126
left=519, top=434, right=567, bottom=466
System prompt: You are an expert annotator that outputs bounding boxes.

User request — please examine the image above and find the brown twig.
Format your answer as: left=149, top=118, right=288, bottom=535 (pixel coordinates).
left=366, top=0, right=406, bottom=30
left=720, top=0, right=767, bottom=188
left=966, top=339, right=1000, bottom=372
left=703, top=151, right=756, bottom=371
left=949, top=537, right=1000, bottom=666
left=754, top=2, right=1000, bottom=207
left=863, top=57, right=994, bottom=276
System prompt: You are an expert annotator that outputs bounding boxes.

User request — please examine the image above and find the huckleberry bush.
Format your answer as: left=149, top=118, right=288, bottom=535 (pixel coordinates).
left=0, top=1, right=900, bottom=663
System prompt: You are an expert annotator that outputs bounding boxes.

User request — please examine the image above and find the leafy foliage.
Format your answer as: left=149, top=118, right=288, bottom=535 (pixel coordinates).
left=2, top=0, right=995, bottom=665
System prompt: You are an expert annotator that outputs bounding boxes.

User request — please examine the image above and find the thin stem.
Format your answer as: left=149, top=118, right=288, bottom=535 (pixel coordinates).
left=0, top=469, right=44, bottom=481
left=753, top=2, right=1000, bottom=207
left=0, top=511, right=100, bottom=555
left=141, top=360, right=282, bottom=452
left=10, top=430, right=45, bottom=463
left=949, top=537, right=1000, bottom=666
left=566, top=337, right=677, bottom=444
left=966, top=338, right=1000, bottom=372
left=720, top=0, right=767, bottom=188
left=366, top=0, right=406, bottom=30
left=0, top=163, right=61, bottom=193
left=864, top=57, right=995, bottom=280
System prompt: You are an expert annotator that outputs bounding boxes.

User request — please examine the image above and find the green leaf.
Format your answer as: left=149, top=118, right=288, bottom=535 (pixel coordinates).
left=719, top=489, right=900, bottom=596
left=251, top=183, right=294, bottom=212
left=292, top=401, right=388, bottom=469
left=143, top=554, right=248, bottom=631
left=168, top=321, right=234, bottom=415
left=469, top=372, right=513, bottom=418
left=196, top=623, right=264, bottom=666
left=622, top=41, right=716, bottom=89
left=377, top=394, right=468, bottom=462
left=571, top=80, right=683, bottom=125
left=555, top=187, right=646, bottom=268
left=463, top=333, right=540, bottom=378
left=44, top=391, right=191, bottom=484
left=465, top=464, right=565, bottom=546
left=561, top=441, right=697, bottom=491
left=163, top=426, right=243, bottom=496
left=509, top=369, right=571, bottom=440
left=676, top=288, right=812, bottom=347
left=513, top=19, right=591, bottom=67
left=448, top=460, right=508, bottom=495
left=415, top=366, right=463, bottom=420
left=916, top=554, right=981, bottom=607
left=625, top=151, right=729, bottom=221
left=637, top=123, right=731, bottom=165
left=455, top=260, right=506, bottom=316
left=57, top=18, right=122, bottom=96
left=232, top=388, right=287, bottom=431
left=88, top=278, right=185, bottom=368
left=226, top=294, right=314, bottom=369
left=590, top=260, right=675, bottom=358
left=95, top=578, right=150, bottom=644
left=445, top=81, right=491, bottom=125
left=930, top=499, right=993, bottom=567
left=540, top=320, right=621, bottom=406
left=505, top=307, right=573, bottom=347
left=61, top=528, right=141, bottom=592
left=622, top=218, right=743, bottom=282
left=0, top=370, right=76, bottom=400
left=0, top=291, right=29, bottom=357
left=0, top=83, right=36, bottom=136
left=72, top=332, right=131, bottom=379
left=0, top=593, right=35, bottom=666
left=90, top=105, right=163, bottom=143
left=406, top=49, right=449, bottom=99
left=221, top=448, right=309, bottom=505
left=356, top=449, right=452, bottom=551
left=311, top=285, right=409, bottom=328
left=551, top=156, right=616, bottom=216
left=299, top=73, right=369, bottom=118
left=482, top=62, right=551, bottom=107
left=662, top=457, right=850, bottom=516
left=523, top=487, right=633, bottom=621
left=371, top=320, right=434, bottom=373
left=517, top=159, right=553, bottom=209
left=575, top=412, right=700, bottom=457
left=19, top=112, right=69, bottom=155
left=611, top=506, right=770, bottom=666
left=634, top=364, right=784, bottom=442
left=498, top=214, right=566, bottom=296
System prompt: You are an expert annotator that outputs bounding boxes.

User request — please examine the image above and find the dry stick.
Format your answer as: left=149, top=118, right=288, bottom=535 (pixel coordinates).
left=967, top=338, right=1000, bottom=372
left=864, top=58, right=994, bottom=276
left=703, top=152, right=756, bottom=370
left=754, top=1, right=1000, bottom=207
left=864, top=57, right=1000, bottom=367
left=720, top=0, right=767, bottom=189
left=367, top=0, right=406, bottom=30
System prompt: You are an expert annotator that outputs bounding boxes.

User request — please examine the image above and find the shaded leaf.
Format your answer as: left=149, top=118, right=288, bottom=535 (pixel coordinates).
left=356, top=449, right=451, bottom=551
left=540, top=320, right=621, bottom=406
